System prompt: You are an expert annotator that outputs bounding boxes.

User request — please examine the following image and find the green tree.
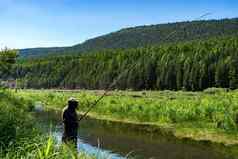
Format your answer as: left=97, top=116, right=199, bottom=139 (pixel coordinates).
left=229, top=56, right=238, bottom=89
left=0, top=48, right=18, bottom=81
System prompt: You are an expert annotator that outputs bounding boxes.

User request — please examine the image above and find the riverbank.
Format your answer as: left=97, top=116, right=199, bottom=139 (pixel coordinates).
left=16, top=89, right=238, bottom=148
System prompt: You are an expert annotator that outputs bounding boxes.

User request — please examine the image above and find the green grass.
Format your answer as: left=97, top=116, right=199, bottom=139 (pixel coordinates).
left=15, top=89, right=238, bottom=145
left=1, top=136, right=97, bottom=159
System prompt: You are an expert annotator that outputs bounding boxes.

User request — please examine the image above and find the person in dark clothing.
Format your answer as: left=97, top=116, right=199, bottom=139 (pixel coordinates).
left=62, top=97, right=79, bottom=147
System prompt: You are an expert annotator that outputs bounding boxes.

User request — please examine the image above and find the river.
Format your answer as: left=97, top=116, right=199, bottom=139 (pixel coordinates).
left=34, top=111, right=235, bottom=159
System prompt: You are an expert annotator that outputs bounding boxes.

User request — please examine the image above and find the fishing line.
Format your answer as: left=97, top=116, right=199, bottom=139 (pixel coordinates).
left=162, top=12, right=212, bottom=42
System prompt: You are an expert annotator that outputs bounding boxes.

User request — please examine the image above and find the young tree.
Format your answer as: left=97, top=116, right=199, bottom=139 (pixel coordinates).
left=0, top=48, right=18, bottom=81
left=229, top=56, right=238, bottom=90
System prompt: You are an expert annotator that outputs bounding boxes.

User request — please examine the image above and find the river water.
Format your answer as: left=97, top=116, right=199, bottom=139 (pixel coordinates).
left=35, top=111, right=235, bottom=159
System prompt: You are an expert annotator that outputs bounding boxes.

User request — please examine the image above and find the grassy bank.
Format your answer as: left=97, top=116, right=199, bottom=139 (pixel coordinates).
left=0, top=89, right=101, bottom=159
left=16, top=88, right=238, bottom=146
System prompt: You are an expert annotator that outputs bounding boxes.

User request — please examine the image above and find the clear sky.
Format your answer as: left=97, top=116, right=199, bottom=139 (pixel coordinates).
left=0, top=0, right=237, bottom=49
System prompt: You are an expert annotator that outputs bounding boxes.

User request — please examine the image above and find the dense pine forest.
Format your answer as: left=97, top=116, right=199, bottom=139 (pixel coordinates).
left=19, top=18, right=238, bottom=58
left=12, top=36, right=238, bottom=91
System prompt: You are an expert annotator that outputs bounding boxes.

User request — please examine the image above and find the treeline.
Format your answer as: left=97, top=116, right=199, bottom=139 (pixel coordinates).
left=19, top=18, right=238, bottom=58
left=13, top=36, right=238, bottom=91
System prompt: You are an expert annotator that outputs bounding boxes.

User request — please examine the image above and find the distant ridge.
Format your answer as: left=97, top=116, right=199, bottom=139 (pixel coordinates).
left=19, top=18, right=238, bottom=58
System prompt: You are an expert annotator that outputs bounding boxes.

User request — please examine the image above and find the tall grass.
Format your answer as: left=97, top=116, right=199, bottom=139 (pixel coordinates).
left=17, top=89, right=238, bottom=132
left=1, top=136, right=96, bottom=159
left=0, top=90, right=36, bottom=149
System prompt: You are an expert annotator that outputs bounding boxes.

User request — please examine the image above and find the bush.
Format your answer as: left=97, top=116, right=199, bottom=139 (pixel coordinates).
left=0, top=91, right=36, bottom=150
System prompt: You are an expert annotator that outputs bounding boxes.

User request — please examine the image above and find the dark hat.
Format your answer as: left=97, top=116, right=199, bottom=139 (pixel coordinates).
left=68, top=97, right=78, bottom=102
left=68, top=97, right=78, bottom=109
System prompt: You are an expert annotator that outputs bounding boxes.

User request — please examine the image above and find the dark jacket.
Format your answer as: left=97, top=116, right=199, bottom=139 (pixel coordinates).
left=62, top=106, right=78, bottom=144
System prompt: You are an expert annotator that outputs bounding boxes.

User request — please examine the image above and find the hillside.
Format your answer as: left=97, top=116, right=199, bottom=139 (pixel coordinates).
left=14, top=36, right=238, bottom=91
left=19, top=18, right=238, bottom=58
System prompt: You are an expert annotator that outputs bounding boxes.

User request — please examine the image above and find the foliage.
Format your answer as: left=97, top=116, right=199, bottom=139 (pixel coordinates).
left=12, top=36, right=238, bottom=91
left=0, top=90, right=36, bottom=149
left=0, top=48, right=18, bottom=80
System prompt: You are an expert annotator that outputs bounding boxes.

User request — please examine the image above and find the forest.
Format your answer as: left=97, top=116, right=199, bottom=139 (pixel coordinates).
left=10, top=36, right=238, bottom=91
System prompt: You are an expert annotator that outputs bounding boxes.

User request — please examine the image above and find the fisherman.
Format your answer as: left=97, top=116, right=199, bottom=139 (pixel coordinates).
left=62, top=97, right=79, bottom=147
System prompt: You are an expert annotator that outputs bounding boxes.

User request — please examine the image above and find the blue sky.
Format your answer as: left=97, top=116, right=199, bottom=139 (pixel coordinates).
left=0, top=0, right=237, bottom=49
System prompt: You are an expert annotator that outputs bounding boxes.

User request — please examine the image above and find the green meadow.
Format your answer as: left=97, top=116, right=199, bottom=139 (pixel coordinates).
left=16, top=88, right=238, bottom=146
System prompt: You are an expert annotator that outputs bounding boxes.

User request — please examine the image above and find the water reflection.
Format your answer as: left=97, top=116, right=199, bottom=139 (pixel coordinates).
left=53, top=126, right=125, bottom=159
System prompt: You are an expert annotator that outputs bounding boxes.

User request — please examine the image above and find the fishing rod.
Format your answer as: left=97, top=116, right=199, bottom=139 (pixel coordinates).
left=78, top=13, right=212, bottom=122
left=164, top=13, right=212, bottom=42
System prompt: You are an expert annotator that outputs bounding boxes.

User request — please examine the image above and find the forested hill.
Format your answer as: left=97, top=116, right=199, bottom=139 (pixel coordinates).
left=19, top=18, right=238, bottom=58
left=13, top=36, right=238, bottom=91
